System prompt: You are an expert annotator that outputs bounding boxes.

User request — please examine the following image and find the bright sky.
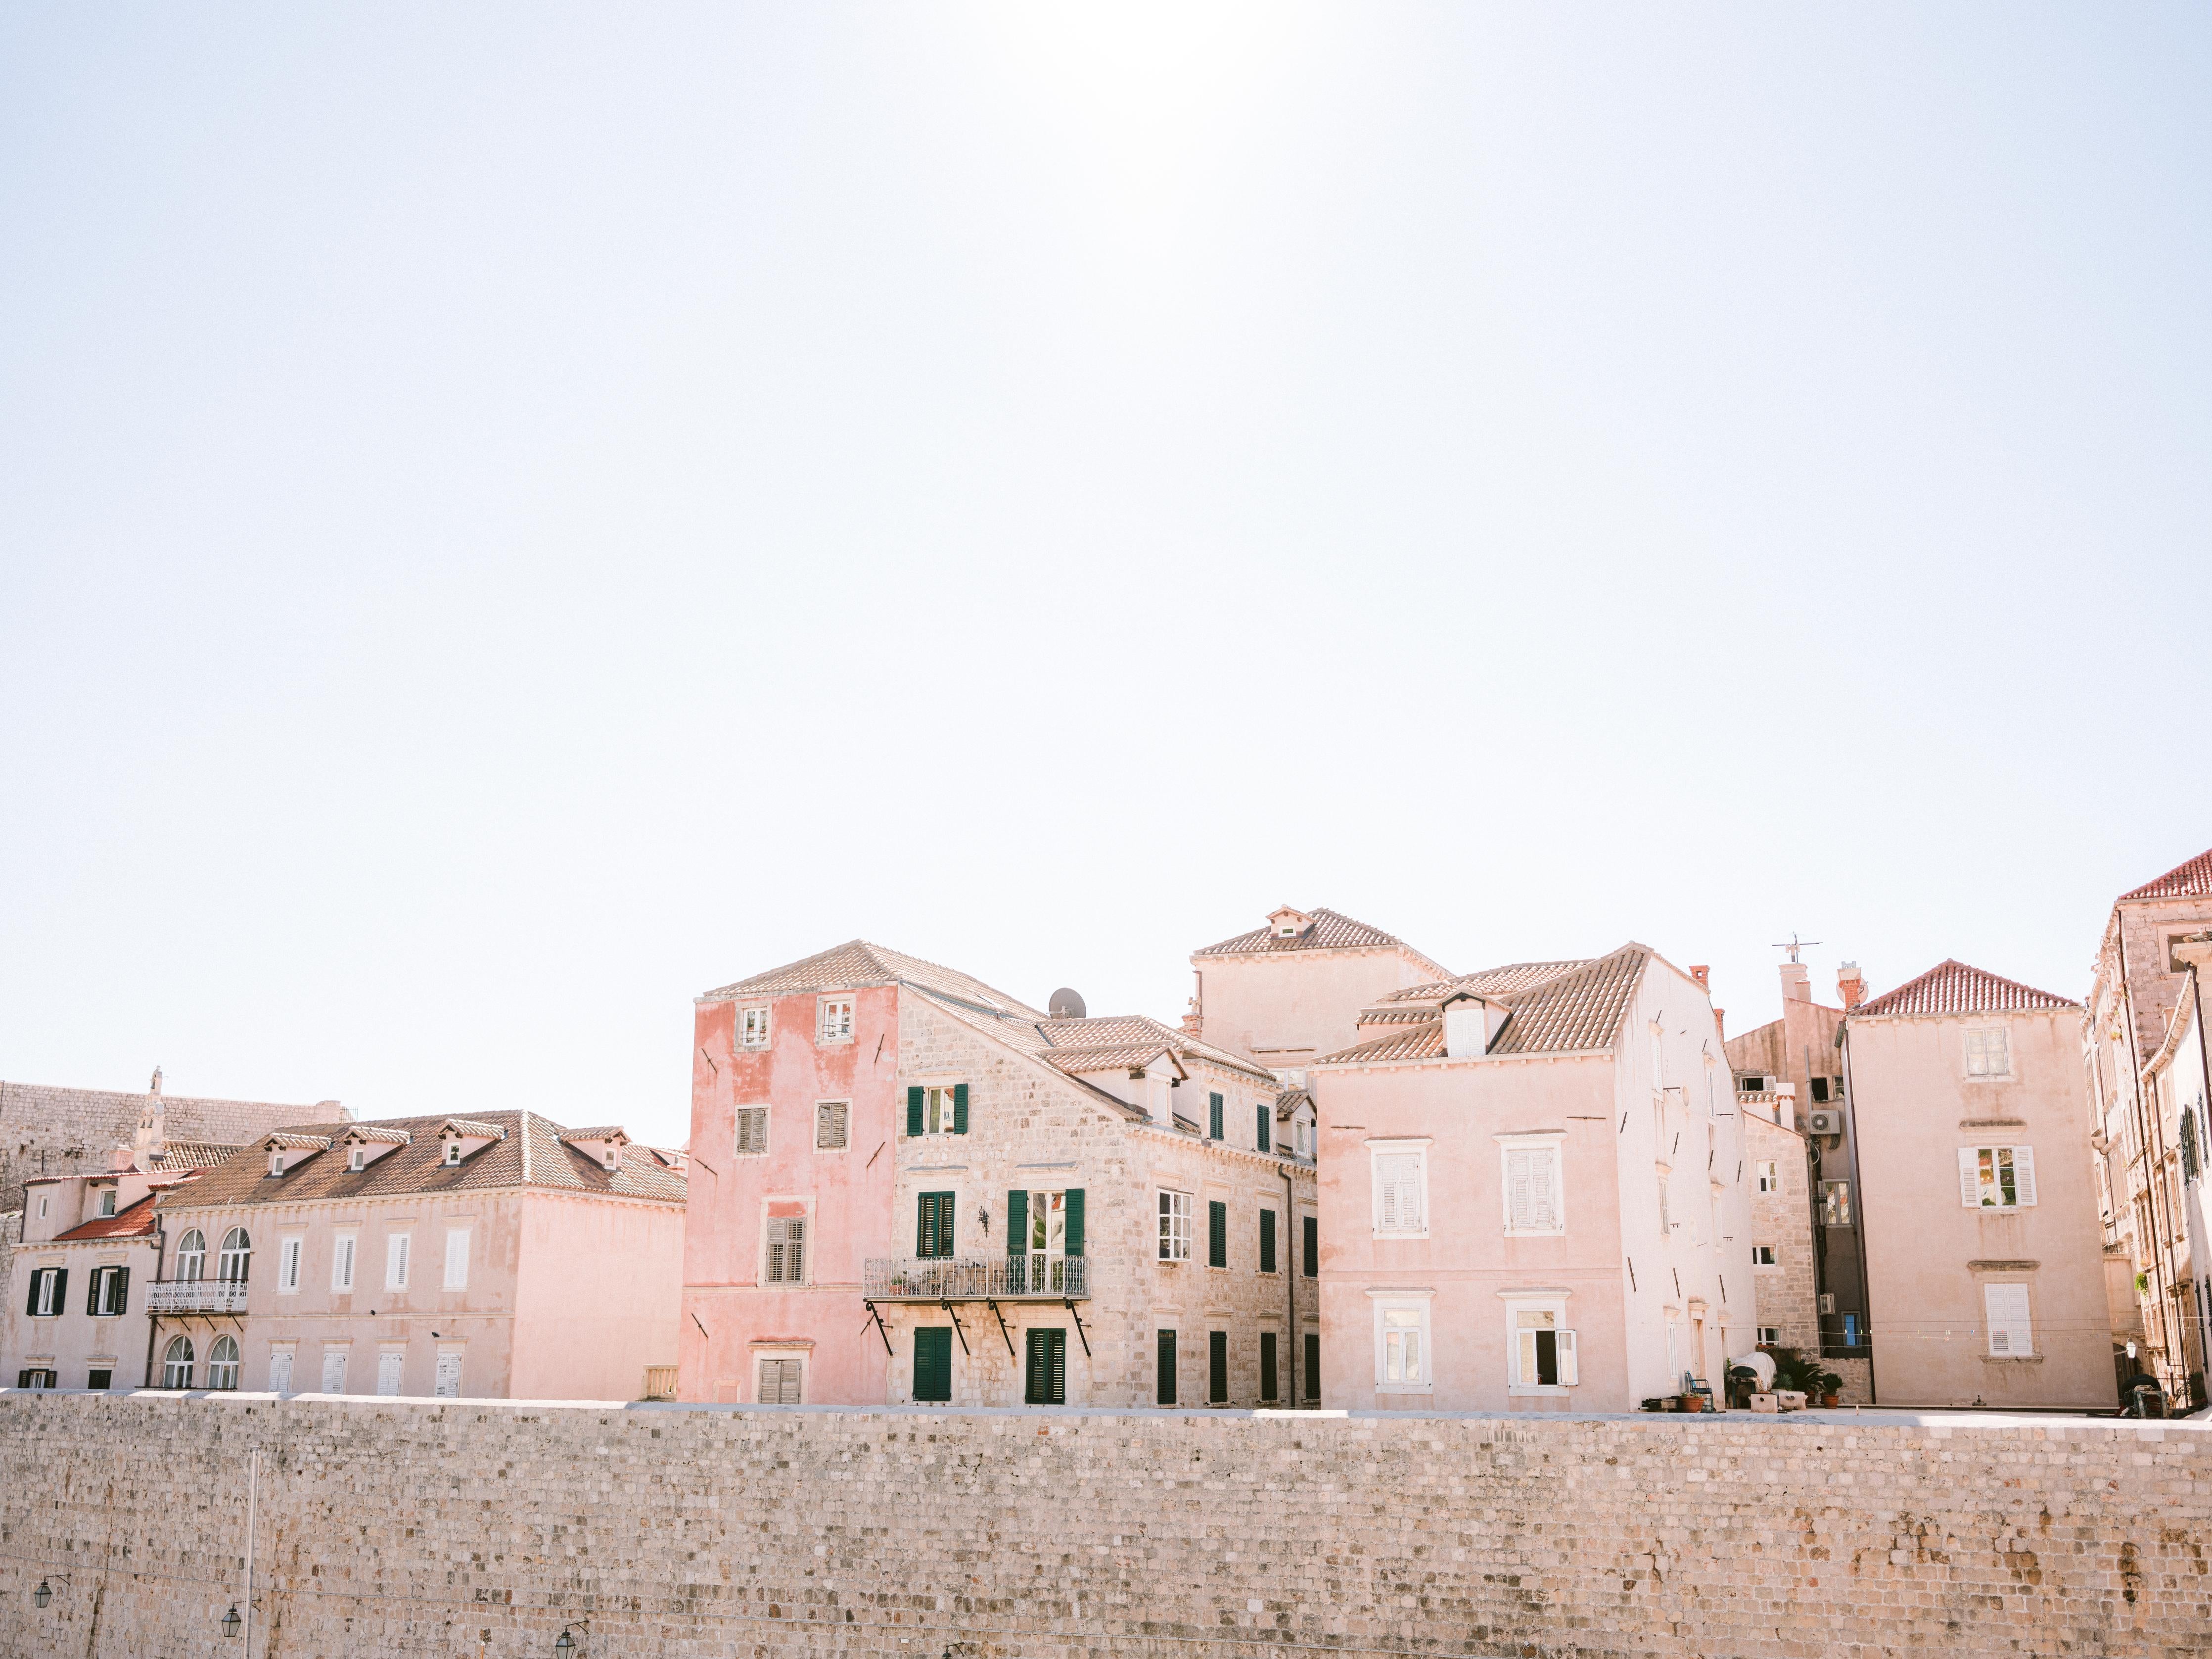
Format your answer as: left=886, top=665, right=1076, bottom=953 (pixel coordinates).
left=3, top=6, right=2208, bottom=1147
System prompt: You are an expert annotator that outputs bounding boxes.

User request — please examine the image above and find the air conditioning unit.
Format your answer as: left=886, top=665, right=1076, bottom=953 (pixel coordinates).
left=1817, top=1293, right=1836, bottom=1315
left=1806, top=1108, right=1845, bottom=1138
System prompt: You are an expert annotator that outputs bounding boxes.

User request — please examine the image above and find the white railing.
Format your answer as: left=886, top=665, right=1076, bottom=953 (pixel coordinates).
left=863, top=1255, right=1087, bottom=1301
left=148, top=1280, right=249, bottom=1314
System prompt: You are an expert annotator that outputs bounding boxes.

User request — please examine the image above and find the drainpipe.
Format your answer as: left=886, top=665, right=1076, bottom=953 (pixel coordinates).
left=143, top=1212, right=166, bottom=1388
left=1282, top=1160, right=1298, bottom=1407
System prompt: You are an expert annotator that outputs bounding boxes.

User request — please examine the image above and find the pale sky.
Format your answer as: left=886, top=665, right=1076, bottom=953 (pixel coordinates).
left=3, top=6, right=2208, bottom=1148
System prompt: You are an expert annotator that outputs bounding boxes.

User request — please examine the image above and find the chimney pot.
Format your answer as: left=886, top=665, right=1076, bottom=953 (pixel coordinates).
left=1838, top=962, right=1867, bottom=1010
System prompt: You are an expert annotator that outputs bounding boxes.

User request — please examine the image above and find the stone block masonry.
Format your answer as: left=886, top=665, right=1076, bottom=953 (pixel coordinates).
left=0, top=1394, right=2207, bottom=1659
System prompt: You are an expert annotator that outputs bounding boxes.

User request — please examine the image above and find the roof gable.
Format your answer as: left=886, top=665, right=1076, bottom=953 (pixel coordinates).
left=704, top=940, right=1046, bottom=1017
left=1193, top=906, right=1447, bottom=972
left=2120, top=847, right=2212, bottom=902
left=1852, top=959, right=2078, bottom=1018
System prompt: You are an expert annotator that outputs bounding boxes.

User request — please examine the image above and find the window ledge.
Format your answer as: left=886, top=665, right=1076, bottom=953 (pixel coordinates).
left=1507, top=1384, right=1574, bottom=1396
left=1371, top=1229, right=1430, bottom=1241
left=1982, top=1353, right=2042, bottom=1364
left=1503, top=1228, right=1566, bottom=1239
left=1375, top=1382, right=1433, bottom=1396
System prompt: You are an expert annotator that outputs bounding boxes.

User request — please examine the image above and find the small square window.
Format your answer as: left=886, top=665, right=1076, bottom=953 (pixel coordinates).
left=817, top=997, right=854, bottom=1043
left=1752, top=1244, right=1777, bottom=1266
left=97, top=1189, right=117, bottom=1217
left=1755, top=1159, right=1778, bottom=1193
left=1158, top=1190, right=1192, bottom=1261
left=443, top=1142, right=461, bottom=1167
left=1757, top=1326, right=1781, bottom=1345
left=815, top=1101, right=849, bottom=1151
left=739, top=1006, right=771, bottom=1048
left=736, top=1107, right=770, bottom=1157
left=1964, top=1028, right=2011, bottom=1078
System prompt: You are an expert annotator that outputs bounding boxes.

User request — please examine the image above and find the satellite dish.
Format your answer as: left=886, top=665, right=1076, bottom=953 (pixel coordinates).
left=1049, top=987, right=1086, bottom=1020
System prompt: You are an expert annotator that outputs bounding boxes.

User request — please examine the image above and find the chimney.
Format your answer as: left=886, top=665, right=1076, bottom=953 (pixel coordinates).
left=1180, top=996, right=1203, bottom=1039
left=1838, top=962, right=1866, bottom=1010
left=110, top=1144, right=136, bottom=1173
left=1688, top=965, right=1710, bottom=994
left=1779, top=962, right=1811, bottom=1003
left=149, top=1066, right=162, bottom=1096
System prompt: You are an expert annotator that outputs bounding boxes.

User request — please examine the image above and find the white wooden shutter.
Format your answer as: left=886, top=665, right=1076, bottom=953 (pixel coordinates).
left=434, top=1350, right=461, bottom=1399
left=1377, top=1154, right=1420, bottom=1230
left=1958, top=1148, right=1981, bottom=1207
left=322, top=1349, right=347, bottom=1393
left=444, top=1229, right=470, bottom=1289
left=1984, top=1284, right=2031, bottom=1355
left=2012, top=1147, right=2036, bottom=1206
left=377, top=1352, right=404, bottom=1396
left=387, top=1234, right=409, bottom=1288
left=1556, top=1329, right=1578, bottom=1386
left=1516, top=1328, right=1537, bottom=1386
left=1506, top=1149, right=1532, bottom=1230
left=1530, top=1148, right=1558, bottom=1230
left=268, top=1351, right=292, bottom=1393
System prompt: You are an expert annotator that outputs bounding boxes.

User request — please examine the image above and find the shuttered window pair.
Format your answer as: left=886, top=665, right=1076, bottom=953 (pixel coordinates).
left=1984, top=1283, right=2033, bottom=1355
left=816, top=1101, right=849, bottom=1150
left=916, top=1192, right=956, bottom=1259
left=1208, top=1331, right=1228, bottom=1404
left=1207, top=1200, right=1228, bottom=1268
left=913, top=1327, right=953, bottom=1403
left=1374, top=1151, right=1424, bottom=1232
left=736, top=1107, right=769, bottom=1156
left=1024, top=1328, right=1066, bottom=1405
left=765, top=1217, right=807, bottom=1284
left=1504, top=1144, right=1562, bottom=1232
left=758, top=1357, right=803, bottom=1404
left=906, top=1085, right=968, bottom=1137
left=26, top=1267, right=64, bottom=1318
left=1959, top=1146, right=2036, bottom=1208
left=1258, top=1208, right=1277, bottom=1274
left=87, top=1265, right=129, bottom=1317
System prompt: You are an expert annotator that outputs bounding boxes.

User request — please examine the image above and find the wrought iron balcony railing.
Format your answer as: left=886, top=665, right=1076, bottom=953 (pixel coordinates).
left=863, top=1254, right=1087, bottom=1302
left=148, top=1280, right=249, bottom=1314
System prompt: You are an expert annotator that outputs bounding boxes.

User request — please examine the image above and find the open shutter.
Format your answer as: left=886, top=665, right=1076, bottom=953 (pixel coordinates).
left=1064, top=1189, right=1084, bottom=1256
left=2013, top=1147, right=2036, bottom=1206
left=1556, top=1329, right=1579, bottom=1386
left=1050, top=1330, right=1066, bottom=1403
left=87, top=1270, right=101, bottom=1315
left=1958, top=1148, right=1981, bottom=1207
left=952, top=1083, right=968, bottom=1135
left=907, top=1087, right=924, bottom=1138
left=50, top=1269, right=65, bottom=1317
left=1006, top=1190, right=1027, bottom=1258
left=113, top=1266, right=130, bottom=1316
left=26, top=1271, right=40, bottom=1318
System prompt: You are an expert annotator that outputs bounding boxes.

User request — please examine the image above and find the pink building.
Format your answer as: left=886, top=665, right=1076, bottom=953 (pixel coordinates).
left=1311, top=945, right=1751, bottom=1412
left=1189, top=906, right=1452, bottom=1072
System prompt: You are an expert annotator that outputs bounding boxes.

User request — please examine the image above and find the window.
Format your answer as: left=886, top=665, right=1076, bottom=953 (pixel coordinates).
left=332, top=1234, right=357, bottom=1292
left=913, top=1327, right=953, bottom=1403
left=817, top=997, right=854, bottom=1043
left=97, top=1187, right=117, bottom=1217
left=1755, top=1160, right=1778, bottom=1194
left=270, top=1150, right=285, bottom=1177
left=1156, top=1330, right=1177, bottom=1405
left=27, top=1266, right=64, bottom=1318
left=1158, top=1190, right=1192, bottom=1261
left=386, top=1232, right=411, bottom=1289
left=1024, top=1328, right=1066, bottom=1405
left=1658, top=1174, right=1672, bottom=1234
left=815, top=1101, right=849, bottom=1151
left=1757, top=1326, right=1781, bottom=1346
left=443, top=1229, right=471, bottom=1290
left=739, top=1005, right=771, bottom=1048
left=17, top=1369, right=57, bottom=1389
left=88, top=1265, right=129, bottom=1317
left=1959, top=1146, right=2037, bottom=1209
left=377, top=1350, right=404, bottom=1396
left=1819, top=1181, right=1853, bottom=1227
left=1371, top=1144, right=1427, bottom=1235
left=906, top=1085, right=967, bottom=1137
left=916, top=1191, right=956, bottom=1259
left=1257, top=1105, right=1271, bottom=1153
left=176, top=1229, right=206, bottom=1281
left=268, top=1350, right=294, bottom=1393
left=1017, top=1188, right=1076, bottom=1293
left=1207, top=1092, right=1224, bottom=1139
left=1304, top=1332, right=1321, bottom=1402
left=1260, top=1331, right=1279, bottom=1402
left=1809, top=1077, right=1832, bottom=1104
left=1376, top=1301, right=1429, bottom=1390
left=322, top=1347, right=349, bottom=1394
left=208, top=1335, right=241, bottom=1391
left=279, top=1238, right=302, bottom=1292
left=86, top=1368, right=113, bottom=1391
left=443, top=1141, right=462, bottom=1167
left=35, top=1195, right=46, bottom=1221
left=161, top=1336, right=194, bottom=1389
left=1508, top=1303, right=1577, bottom=1390
left=1965, top=1028, right=2011, bottom=1078
left=434, top=1349, right=462, bottom=1399
left=1501, top=1139, right=1564, bottom=1234
left=1207, top=1200, right=1228, bottom=1268
left=758, top=1356, right=804, bottom=1404
left=1737, top=1073, right=1768, bottom=1093
left=348, top=1145, right=365, bottom=1172
left=736, top=1107, right=770, bottom=1156
left=1259, top=1209, right=1278, bottom=1275
left=765, top=1216, right=808, bottom=1284
left=218, top=1227, right=251, bottom=1282
left=1984, top=1282, right=2033, bottom=1356
left=1208, top=1330, right=1229, bottom=1404
left=1302, top=1215, right=1318, bottom=1278
left=1752, top=1245, right=1778, bottom=1267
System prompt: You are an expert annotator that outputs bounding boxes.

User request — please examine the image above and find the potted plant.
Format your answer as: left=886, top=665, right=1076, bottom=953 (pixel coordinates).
left=1816, top=1370, right=1843, bottom=1408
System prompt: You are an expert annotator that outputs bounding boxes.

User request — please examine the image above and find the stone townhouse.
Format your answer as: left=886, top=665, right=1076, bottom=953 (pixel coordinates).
left=2140, top=930, right=2211, bottom=1406
left=2085, top=845, right=2212, bottom=1409
left=1311, top=944, right=1753, bottom=1413
left=1844, top=959, right=2112, bottom=1409
left=680, top=942, right=1318, bottom=1409
left=146, top=1110, right=686, bottom=1402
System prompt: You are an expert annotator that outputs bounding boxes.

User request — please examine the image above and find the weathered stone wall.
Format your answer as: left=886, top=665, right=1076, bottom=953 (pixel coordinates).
left=0, top=1393, right=2207, bottom=1659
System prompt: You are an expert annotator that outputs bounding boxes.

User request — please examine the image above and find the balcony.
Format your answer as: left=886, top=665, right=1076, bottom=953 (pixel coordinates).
left=148, top=1280, right=249, bottom=1315
left=863, top=1255, right=1088, bottom=1302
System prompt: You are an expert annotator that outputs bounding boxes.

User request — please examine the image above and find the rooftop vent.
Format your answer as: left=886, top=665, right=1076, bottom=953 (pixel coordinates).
left=1049, top=988, right=1086, bottom=1020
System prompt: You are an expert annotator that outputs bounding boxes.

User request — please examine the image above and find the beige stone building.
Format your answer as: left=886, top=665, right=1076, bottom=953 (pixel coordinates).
left=2140, top=930, right=2211, bottom=1407
left=1845, top=959, right=2113, bottom=1410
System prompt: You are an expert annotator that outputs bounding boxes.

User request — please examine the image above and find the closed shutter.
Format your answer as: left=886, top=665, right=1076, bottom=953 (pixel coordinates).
left=1208, top=1201, right=1227, bottom=1268
left=907, top=1086, right=925, bottom=1138
left=1025, top=1329, right=1066, bottom=1405
left=1985, top=1283, right=2032, bottom=1354
left=736, top=1109, right=768, bottom=1155
left=1304, top=1333, right=1319, bottom=1401
left=953, top=1083, right=969, bottom=1135
left=816, top=1102, right=849, bottom=1150
left=1378, top=1154, right=1420, bottom=1229
left=1064, top=1189, right=1084, bottom=1256
left=1005, top=1190, right=1027, bottom=1258
left=1257, top=1105, right=1270, bottom=1152
left=767, top=1218, right=807, bottom=1283
left=1156, top=1330, right=1176, bottom=1405
left=1259, top=1209, right=1276, bottom=1274
left=1208, top=1093, right=1224, bottom=1139
left=1303, top=1216, right=1318, bottom=1278
left=914, top=1327, right=953, bottom=1403
left=434, top=1351, right=460, bottom=1398
left=2013, top=1146, right=2037, bottom=1206
left=1958, top=1148, right=1982, bottom=1207
left=1260, top=1331, right=1278, bottom=1402
left=1208, top=1330, right=1228, bottom=1403
left=86, top=1269, right=101, bottom=1315
left=269, top=1351, right=293, bottom=1394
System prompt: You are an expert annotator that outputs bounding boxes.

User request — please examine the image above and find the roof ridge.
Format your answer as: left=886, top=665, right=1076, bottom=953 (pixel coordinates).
left=2119, top=846, right=2212, bottom=903
left=1853, top=958, right=2079, bottom=1018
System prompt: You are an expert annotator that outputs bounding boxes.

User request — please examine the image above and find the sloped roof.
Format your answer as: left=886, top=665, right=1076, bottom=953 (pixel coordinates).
left=1317, top=945, right=1651, bottom=1066
left=1361, top=960, right=1591, bottom=1027
left=149, top=1142, right=243, bottom=1172
left=1852, top=959, right=2079, bottom=1018
left=163, top=1110, right=685, bottom=1211
left=53, top=1187, right=184, bottom=1241
left=1194, top=907, right=1445, bottom=969
left=705, top=940, right=1046, bottom=1017
left=1040, top=1043, right=1183, bottom=1077
left=2120, top=847, right=2212, bottom=902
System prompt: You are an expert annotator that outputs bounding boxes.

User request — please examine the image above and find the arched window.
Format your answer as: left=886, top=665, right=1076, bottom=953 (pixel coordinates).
left=207, top=1335, right=240, bottom=1390
left=176, top=1230, right=206, bottom=1281
left=218, top=1228, right=252, bottom=1282
left=161, top=1336, right=195, bottom=1389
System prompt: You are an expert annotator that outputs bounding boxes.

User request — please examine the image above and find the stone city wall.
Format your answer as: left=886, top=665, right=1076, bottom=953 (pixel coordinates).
left=0, top=1392, right=2207, bottom=1659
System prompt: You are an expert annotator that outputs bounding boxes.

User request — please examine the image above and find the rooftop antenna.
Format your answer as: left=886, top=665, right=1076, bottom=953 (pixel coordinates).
left=1771, top=933, right=1822, bottom=964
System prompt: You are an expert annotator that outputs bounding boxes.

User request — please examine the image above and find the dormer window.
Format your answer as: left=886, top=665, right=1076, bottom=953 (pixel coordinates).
left=445, top=1142, right=462, bottom=1166
left=270, top=1150, right=284, bottom=1177
left=349, top=1146, right=365, bottom=1172
left=97, top=1188, right=117, bottom=1217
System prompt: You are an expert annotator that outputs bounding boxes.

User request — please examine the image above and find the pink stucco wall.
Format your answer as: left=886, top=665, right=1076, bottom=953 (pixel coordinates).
left=1196, top=948, right=1443, bottom=1068
left=511, top=1193, right=684, bottom=1400
left=678, top=984, right=901, bottom=1404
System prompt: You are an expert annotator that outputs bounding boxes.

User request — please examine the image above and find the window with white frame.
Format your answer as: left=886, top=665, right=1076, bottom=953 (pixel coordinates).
left=815, top=1101, right=849, bottom=1151
left=1959, top=1146, right=2037, bottom=1209
left=739, top=1005, right=771, bottom=1048
left=443, top=1228, right=471, bottom=1290
left=28, top=1266, right=63, bottom=1317
left=97, top=1187, right=116, bottom=1217
left=1964, top=1028, right=2012, bottom=1078
left=1500, top=1137, right=1564, bottom=1234
left=268, top=1349, right=294, bottom=1393
left=376, top=1350, right=405, bottom=1396
left=1370, top=1142, right=1428, bottom=1236
left=321, top=1346, right=348, bottom=1394
left=348, top=1145, right=365, bottom=1172
left=36, top=1194, right=47, bottom=1221
left=1755, top=1159, right=1778, bottom=1193
left=218, top=1227, right=251, bottom=1282
left=1158, top=1189, right=1192, bottom=1261
left=443, top=1141, right=462, bottom=1167
left=331, top=1234, right=356, bottom=1291
left=207, top=1335, right=241, bottom=1391
left=162, top=1335, right=194, bottom=1388
left=434, top=1348, right=462, bottom=1399
left=1757, top=1326, right=1781, bottom=1345
left=278, top=1237, right=302, bottom=1293
left=175, top=1229, right=206, bottom=1280
left=1752, top=1244, right=1777, bottom=1267
left=1984, top=1282, right=2033, bottom=1355
left=765, top=1215, right=807, bottom=1284
left=1373, top=1297, right=1431, bottom=1391
left=817, top=996, right=854, bottom=1043
left=736, top=1107, right=770, bottom=1157
left=386, top=1232, right=411, bottom=1289
left=1505, top=1298, right=1577, bottom=1390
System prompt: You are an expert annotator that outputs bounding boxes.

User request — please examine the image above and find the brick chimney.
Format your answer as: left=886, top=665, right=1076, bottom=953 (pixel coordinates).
left=1838, top=962, right=1866, bottom=1010
left=1688, top=965, right=1710, bottom=993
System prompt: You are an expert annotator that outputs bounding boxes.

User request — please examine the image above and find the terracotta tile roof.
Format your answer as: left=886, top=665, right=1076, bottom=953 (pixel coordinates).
left=1382, top=961, right=1588, bottom=1002
left=438, top=1118, right=506, bottom=1140
left=1193, top=907, right=1446, bottom=969
left=148, top=1142, right=242, bottom=1172
left=1851, top=959, right=2080, bottom=1018
left=1323, top=1023, right=1449, bottom=1064
left=1041, top=1043, right=1182, bottom=1077
left=340, top=1124, right=413, bottom=1145
left=1318, top=945, right=1652, bottom=1065
left=705, top=941, right=1047, bottom=1018
left=53, top=1188, right=183, bottom=1240
left=2120, top=847, right=2212, bottom=902
left=161, top=1110, right=685, bottom=1211
left=261, top=1132, right=332, bottom=1150
left=559, top=1126, right=630, bottom=1143
left=1275, top=1087, right=1311, bottom=1121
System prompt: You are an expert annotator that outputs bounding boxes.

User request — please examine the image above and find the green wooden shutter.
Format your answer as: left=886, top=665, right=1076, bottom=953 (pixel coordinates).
left=1302, top=1215, right=1318, bottom=1278
left=906, top=1086, right=924, bottom=1138
left=1048, top=1329, right=1066, bottom=1403
left=1260, top=1331, right=1278, bottom=1402
left=918, top=1192, right=955, bottom=1259
left=1208, top=1200, right=1227, bottom=1268
left=1304, top=1333, right=1319, bottom=1401
left=86, top=1269, right=100, bottom=1315
left=1064, top=1189, right=1084, bottom=1256
left=1257, top=1105, right=1270, bottom=1152
left=113, top=1266, right=128, bottom=1317
left=1005, top=1190, right=1027, bottom=1257
left=1208, top=1330, right=1228, bottom=1403
left=914, top=1328, right=952, bottom=1403
left=50, top=1269, right=65, bottom=1316
left=952, top=1083, right=968, bottom=1135
left=1208, top=1092, right=1223, bottom=1139
left=1156, top=1330, right=1176, bottom=1405
left=25, top=1271, right=39, bottom=1317
left=1259, top=1208, right=1276, bottom=1274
